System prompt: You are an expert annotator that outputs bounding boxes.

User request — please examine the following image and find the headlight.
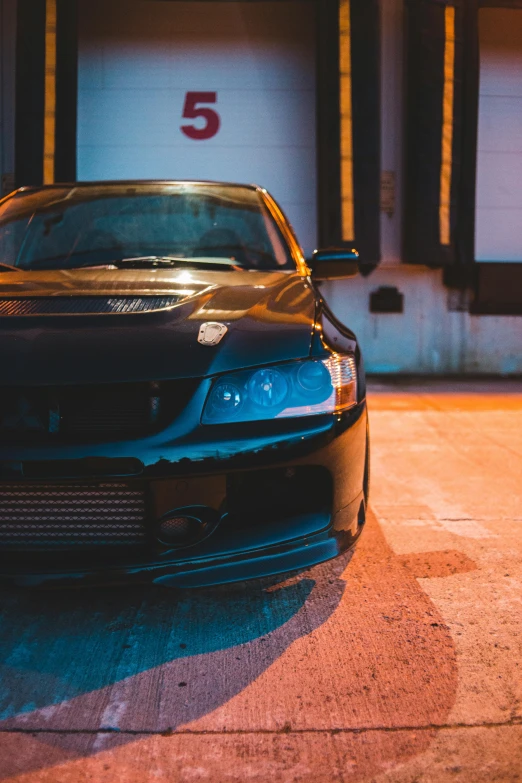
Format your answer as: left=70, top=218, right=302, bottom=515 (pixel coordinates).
left=202, top=355, right=357, bottom=424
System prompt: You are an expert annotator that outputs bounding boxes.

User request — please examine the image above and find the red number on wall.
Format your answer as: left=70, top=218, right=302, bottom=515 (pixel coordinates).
left=181, top=92, right=220, bottom=140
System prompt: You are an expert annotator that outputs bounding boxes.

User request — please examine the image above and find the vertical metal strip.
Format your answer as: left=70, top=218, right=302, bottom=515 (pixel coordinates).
left=43, top=0, right=56, bottom=184
left=339, top=0, right=354, bottom=242
left=439, top=5, right=455, bottom=246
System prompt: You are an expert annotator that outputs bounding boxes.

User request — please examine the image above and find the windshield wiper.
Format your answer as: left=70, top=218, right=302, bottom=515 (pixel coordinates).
left=11, top=255, right=245, bottom=272
left=116, top=256, right=188, bottom=265
left=113, top=256, right=241, bottom=268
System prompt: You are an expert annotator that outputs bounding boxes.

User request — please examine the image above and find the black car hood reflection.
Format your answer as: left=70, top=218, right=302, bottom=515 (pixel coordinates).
left=0, top=267, right=316, bottom=385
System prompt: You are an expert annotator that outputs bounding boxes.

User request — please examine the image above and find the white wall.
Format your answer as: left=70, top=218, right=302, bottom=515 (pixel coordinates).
left=476, top=7, right=522, bottom=262
left=321, top=0, right=522, bottom=375
left=323, top=266, right=522, bottom=375
left=77, top=0, right=318, bottom=255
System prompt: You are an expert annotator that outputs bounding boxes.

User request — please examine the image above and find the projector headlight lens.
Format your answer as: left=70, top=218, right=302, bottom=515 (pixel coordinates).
left=297, top=360, right=331, bottom=392
left=208, top=382, right=243, bottom=415
left=202, top=355, right=357, bottom=424
left=247, top=368, right=289, bottom=408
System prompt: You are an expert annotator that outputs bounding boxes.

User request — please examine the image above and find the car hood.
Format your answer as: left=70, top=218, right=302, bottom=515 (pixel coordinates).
left=0, top=268, right=317, bottom=385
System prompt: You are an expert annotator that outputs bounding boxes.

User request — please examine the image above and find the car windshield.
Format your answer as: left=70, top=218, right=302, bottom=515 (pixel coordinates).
left=0, top=183, right=294, bottom=271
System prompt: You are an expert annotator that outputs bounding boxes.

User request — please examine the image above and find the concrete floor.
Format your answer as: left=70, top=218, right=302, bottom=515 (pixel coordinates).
left=0, top=380, right=521, bottom=782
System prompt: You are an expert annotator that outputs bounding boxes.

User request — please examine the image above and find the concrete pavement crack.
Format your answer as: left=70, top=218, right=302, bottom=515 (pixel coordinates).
left=0, top=719, right=521, bottom=736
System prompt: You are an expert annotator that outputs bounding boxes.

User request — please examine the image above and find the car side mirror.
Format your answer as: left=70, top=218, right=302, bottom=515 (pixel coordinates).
left=309, top=248, right=359, bottom=280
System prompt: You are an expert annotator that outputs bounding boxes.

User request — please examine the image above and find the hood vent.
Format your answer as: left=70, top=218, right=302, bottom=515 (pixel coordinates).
left=0, top=295, right=183, bottom=316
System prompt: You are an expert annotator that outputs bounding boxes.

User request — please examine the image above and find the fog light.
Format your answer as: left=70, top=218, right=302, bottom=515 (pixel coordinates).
left=156, top=506, right=219, bottom=547
left=157, top=515, right=204, bottom=546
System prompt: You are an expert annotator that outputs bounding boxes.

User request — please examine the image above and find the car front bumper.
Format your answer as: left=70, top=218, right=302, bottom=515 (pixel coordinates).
left=0, top=393, right=368, bottom=588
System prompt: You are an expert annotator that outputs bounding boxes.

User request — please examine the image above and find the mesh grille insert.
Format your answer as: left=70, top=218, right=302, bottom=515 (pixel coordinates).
left=0, top=379, right=199, bottom=442
left=0, top=483, right=147, bottom=548
left=0, top=296, right=181, bottom=316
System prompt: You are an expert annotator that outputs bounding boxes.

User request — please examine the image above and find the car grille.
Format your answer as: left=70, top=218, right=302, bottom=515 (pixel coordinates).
left=61, top=385, right=154, bottom=435
left=0, top=483, right=147, bottom=548
left=0, top=380, right=198, bottom=442
left=0, top=296, right=182, bottom=316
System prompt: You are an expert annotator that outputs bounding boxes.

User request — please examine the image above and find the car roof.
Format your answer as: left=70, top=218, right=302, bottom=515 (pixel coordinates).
left=17, top=180, right=263, bottom=193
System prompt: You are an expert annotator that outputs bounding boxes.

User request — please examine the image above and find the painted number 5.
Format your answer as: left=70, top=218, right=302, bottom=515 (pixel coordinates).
left=181, top=92, right=220, bottom=141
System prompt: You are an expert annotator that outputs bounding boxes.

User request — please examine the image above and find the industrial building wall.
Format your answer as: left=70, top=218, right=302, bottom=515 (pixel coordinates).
left=1, top=0, right=521, bottom=374
left=76, top=0, right=318, bottom=255
left=0, top=0, right=16, bottom=195
left=322, top=0, right=522, bottom=375
left=475, top=7, right=522, bottom=263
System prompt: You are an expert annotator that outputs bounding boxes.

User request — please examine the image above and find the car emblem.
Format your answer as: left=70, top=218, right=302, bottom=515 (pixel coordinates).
left=198, top=322, right=228, bottom=346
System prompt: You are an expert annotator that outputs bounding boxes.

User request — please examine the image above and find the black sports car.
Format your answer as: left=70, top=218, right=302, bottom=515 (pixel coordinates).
left=0, top=181, right=368, bottom=587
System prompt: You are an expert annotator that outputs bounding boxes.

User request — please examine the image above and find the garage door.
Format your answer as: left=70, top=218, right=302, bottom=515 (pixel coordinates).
left=77, top=0, right=317, bottom=255
left=475, top=7, right=522, bottom=262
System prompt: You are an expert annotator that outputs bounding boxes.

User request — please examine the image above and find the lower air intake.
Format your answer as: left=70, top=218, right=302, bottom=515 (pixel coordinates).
left=0, top=483, right=147, bottom=549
